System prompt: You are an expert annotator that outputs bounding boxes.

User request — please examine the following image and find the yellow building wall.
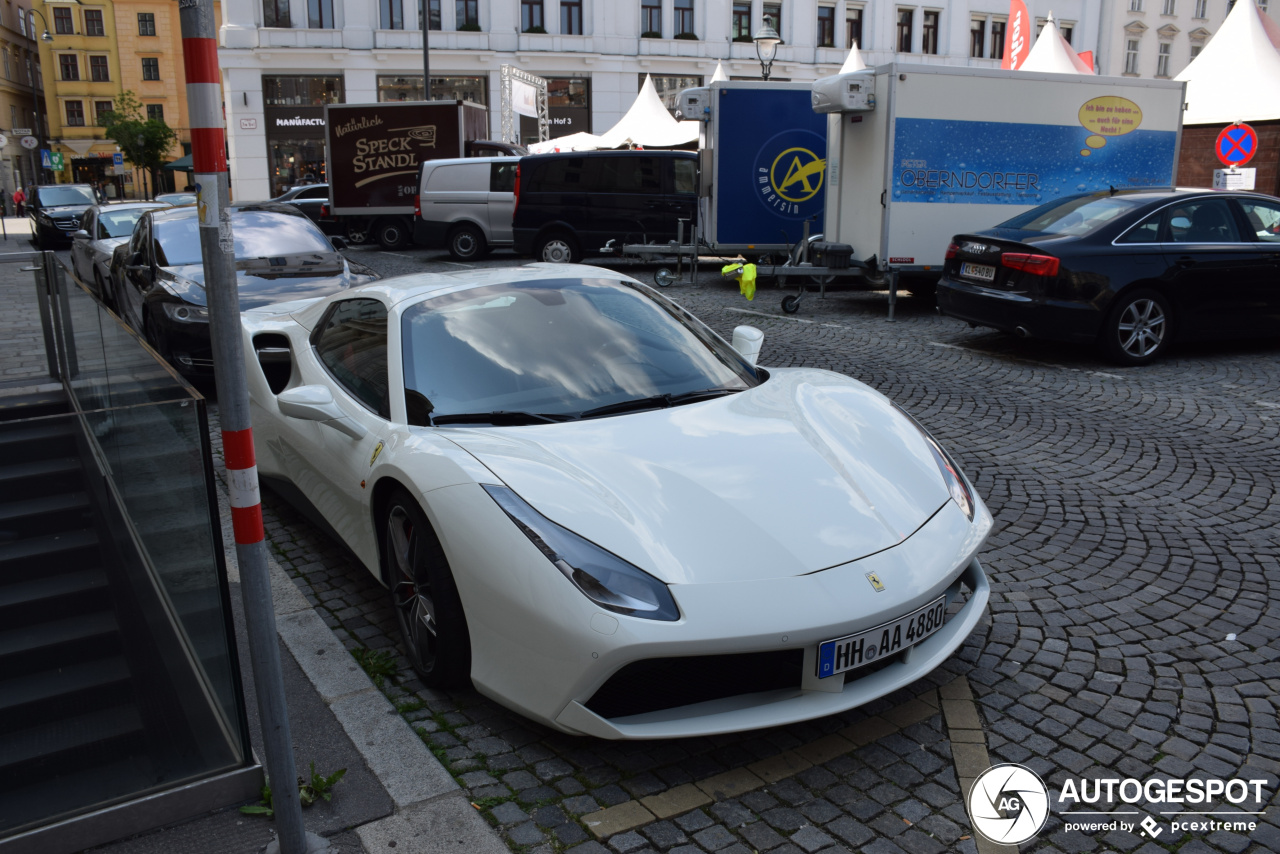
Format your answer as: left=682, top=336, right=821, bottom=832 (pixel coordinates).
left=0, top=18, right=41, bottom=194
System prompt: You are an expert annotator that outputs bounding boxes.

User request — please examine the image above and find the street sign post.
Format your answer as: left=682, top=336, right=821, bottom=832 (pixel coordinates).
left=20, top=135, right=38, bottom=150
left=113, top=152, right=124, bottom=167
left=1215, top=122, right=1258, bottom=167
left=49, top=152, right=63, bottom=171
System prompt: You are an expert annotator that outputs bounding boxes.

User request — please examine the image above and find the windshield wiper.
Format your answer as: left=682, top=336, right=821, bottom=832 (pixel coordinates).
left=431, top=411, right=573, bottom=426
left=577, top=387, right=741, bottom=420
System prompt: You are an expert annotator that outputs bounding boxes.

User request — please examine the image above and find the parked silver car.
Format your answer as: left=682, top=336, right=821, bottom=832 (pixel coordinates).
left=70, top=202, right=170, bottom=305
left=412, top=156, right=519, bottom=261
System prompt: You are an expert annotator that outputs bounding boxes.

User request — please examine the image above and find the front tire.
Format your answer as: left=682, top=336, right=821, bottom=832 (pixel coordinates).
left=345, top=220, right=370, bottom=245
left=535, top=231, right=580, bottom=264
left=384, top=489, right=471, bottom=688
left=447, top=224, right=487, bottom=261
left=1102, top=288, right=1172, bottom=366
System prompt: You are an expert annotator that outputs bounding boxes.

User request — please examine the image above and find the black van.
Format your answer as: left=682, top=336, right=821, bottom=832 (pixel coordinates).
left=512, top=150, right=697, bottom=263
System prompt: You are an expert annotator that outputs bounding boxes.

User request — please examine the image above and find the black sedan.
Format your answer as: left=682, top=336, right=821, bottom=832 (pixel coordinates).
left=27, top=184, right=98, bottom=249
left=937, top=189, right=1280, bottom=365
left=109, top=202, right=378, bottom=376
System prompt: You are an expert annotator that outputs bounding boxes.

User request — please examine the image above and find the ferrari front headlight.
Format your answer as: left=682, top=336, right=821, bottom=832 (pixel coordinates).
left=483, top=484, right=680, bottom=621
left=895, top=405, right=975, bottom=522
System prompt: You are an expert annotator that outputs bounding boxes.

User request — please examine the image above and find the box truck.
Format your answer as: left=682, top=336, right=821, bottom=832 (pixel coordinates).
left=809, top=64, right=1186, bottom=294
left=323, top=100, right=492, bottom=250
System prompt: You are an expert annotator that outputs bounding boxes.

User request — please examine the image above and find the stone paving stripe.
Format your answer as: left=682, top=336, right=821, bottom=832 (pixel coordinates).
left=951, top=740, right=992, bottom=780
left=839, top=715, right=898, bottom=745
left=355, top=793, right=509, bottom=854
left=882, top=696, right=938, bottom=728
left=329, top=689, right=459, bottom=809
left=949, top=728, right=987, bottom=743
left=942, top=699, right=984, bottom=731
left=747, top=750, right=814, bottom=784
left=582, top=800, right=656, bottom=839
left=275, top=608, right=376, bottom=704
left=795, top=733, right=856, bottom=766
left=640, top=783, right=713, bottom=819
left=939, top=676, right=974, bottom=702
left=695, top=768, right=766, bottom=800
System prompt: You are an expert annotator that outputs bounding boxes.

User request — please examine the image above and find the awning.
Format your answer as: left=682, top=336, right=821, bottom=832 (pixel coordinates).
left=163, top=154, right=193, bottom=172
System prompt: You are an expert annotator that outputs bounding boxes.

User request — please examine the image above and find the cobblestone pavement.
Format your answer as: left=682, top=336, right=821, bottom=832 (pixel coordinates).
left=234, top=249, right=1280, bottom=854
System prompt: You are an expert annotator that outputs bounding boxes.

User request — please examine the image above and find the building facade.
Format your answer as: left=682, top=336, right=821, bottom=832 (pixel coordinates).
left=0, top=3, right=42, bottom=197
left=217, top=0, right=1101, bottom=201
left=1097, top=0, right=1279, bottom=80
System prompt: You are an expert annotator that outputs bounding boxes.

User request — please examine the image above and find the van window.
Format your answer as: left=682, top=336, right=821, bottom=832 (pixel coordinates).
left=673, top=159, right=696, bottom=195
left=596, top=156, right=661, bottom=194
left=427, top=163, right=486, bottom=192
left=491, top=161, right=517, bottom=193
left=527, top=157, right=594, bottom=192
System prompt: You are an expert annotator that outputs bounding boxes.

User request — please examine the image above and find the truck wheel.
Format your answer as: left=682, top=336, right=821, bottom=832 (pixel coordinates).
left=345, top=221, right=370, bottom=245
left=447, top=224, right=487, bottom=261
left=536, top=232, right=580, bottom=264
left=376, top=219, right=409, bottom=250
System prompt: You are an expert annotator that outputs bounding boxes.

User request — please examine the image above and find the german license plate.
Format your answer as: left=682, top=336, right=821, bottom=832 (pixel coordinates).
left=817, top=596, right=947, bottom=679
left=960, top=262, right=996, bottom=282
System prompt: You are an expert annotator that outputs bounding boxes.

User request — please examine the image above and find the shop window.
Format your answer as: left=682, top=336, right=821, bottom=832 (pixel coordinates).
left=264, top=75, right=344, bottom=106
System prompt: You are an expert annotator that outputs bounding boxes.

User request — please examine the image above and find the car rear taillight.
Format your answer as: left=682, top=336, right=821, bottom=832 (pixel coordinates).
left=944, top=242, right=959, bottom=260
left=320, top=203, right=329, bottom=217
left=1001, top=252, right=1060, bottom=277
left=513, top=164, right=521, bottom=216
left=414, top=194, right=420, bottom=218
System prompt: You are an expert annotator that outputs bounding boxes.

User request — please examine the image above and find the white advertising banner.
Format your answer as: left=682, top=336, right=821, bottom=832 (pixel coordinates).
left=512, top=79, right=539, bottom=119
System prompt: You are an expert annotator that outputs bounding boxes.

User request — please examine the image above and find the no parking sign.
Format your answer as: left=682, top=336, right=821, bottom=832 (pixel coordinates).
left=1215, top=123, right=1258, bottom=167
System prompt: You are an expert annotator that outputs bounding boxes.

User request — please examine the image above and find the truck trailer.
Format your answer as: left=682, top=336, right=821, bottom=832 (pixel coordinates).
left=323, top=100, right=489, bottom=249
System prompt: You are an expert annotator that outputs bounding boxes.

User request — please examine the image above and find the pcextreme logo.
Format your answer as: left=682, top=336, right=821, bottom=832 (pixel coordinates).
left=751, top=129, right=827, bottom=221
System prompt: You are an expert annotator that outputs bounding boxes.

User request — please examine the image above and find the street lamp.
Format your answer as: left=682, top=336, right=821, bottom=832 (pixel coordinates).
left=753, top=17, right=781, bottom=81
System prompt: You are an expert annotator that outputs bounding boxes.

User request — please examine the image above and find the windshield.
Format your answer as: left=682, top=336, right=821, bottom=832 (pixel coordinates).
left=997, top=194, right=1146, bottom=237
left=36, top=186, right=95, bottom=207
left=99, top=207, right=156, bottom=238
left=402, top=278, right=760, bottom=421
left=153, top=211, right=335, bottom=266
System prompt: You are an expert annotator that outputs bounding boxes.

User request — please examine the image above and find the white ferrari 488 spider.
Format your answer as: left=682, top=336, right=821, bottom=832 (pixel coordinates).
left=242, top=264, right=992, bottom=739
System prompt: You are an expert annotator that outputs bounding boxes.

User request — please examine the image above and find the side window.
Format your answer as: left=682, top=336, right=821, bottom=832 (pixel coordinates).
left=314, top=298, right=390, bottom=418
left=491, top=161, right=517, bottom=193
left=1237, top=198, right=1280, bottom=243
left=131, top=217, right=148, bottom=257
left=300, top=186, right=328, bottom=200
left=1118, top=213, right=1161, bottom=244
left=596, top=156, right=660, bottom=193
left=1168, top=199, right=1240, bottom=244
left=529, top=157, right=593, bottom=192
left=672, top=158, right=696, bottom=195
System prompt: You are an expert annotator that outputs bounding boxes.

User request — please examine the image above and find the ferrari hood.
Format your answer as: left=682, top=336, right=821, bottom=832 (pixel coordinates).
left=445, top=369, right=954, bottom=584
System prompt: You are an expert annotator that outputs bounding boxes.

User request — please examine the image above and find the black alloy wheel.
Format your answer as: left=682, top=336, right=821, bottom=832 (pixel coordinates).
left=447, top=224, right=487, bottom=261
left=1103, top=288, right=1172, bottom=366
left=384, top=489, right=471, bottom=687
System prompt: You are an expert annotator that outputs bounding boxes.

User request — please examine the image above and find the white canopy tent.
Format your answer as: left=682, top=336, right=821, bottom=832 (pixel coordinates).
left=527, top=75, right=699, bottom=153
left=1176, top=0, right=1280, bottom=124
left=839, top=42, right=867, bottom=73
left=1020, top=14, right=1094, bottom=74
left=710, top=62, right=729, bottom=83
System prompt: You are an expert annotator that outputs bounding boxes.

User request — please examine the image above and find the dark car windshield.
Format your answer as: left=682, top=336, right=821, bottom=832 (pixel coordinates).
left=99, top=207, right=156, bottom=238
left=402, top=278, right=760, bottom=421
left=153, top=211, right=335, bottom=266
left=36, top=186, right=96, bottom=207
left=997, top=195, right=1147, bottom=237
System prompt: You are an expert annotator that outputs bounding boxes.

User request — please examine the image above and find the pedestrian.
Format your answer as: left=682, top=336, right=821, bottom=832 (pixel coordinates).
left=13, top=187, right=25, bottom=217
left=93, top=181, right=105, bottom=203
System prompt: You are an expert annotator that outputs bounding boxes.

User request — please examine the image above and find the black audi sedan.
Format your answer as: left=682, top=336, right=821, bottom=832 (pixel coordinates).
left=937, top=189, right=1280, bottom=365
left=109, top=202, right=378, bottom=376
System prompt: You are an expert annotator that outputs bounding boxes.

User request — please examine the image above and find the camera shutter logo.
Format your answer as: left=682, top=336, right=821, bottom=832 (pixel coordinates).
left=967, top=763, right=1050, bottom=845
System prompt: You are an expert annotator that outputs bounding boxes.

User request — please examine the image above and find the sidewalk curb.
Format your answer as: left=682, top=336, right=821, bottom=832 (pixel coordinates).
left=213, top=463, right=508, bottom=852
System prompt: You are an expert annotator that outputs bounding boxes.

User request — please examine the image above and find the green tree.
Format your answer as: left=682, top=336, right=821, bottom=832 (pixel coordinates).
left=99, top=91, right=177, bottom=200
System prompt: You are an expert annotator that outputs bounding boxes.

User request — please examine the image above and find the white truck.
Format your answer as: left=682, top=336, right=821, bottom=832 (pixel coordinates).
left=775, top=63, right=1186, bottom=314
